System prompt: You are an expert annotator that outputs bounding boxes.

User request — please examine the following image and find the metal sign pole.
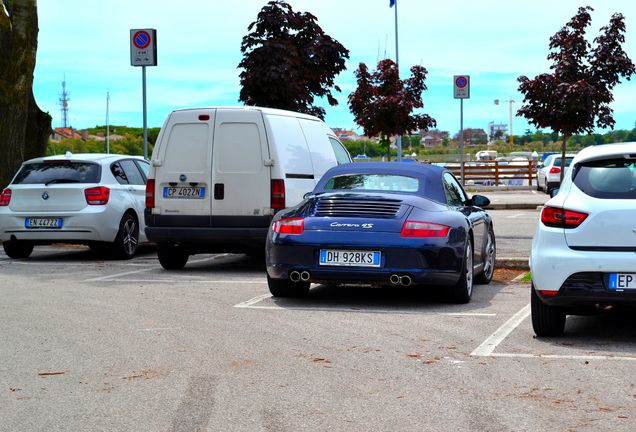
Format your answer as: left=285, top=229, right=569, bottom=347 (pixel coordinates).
left=394, top=0, right=402, bottom=161
left=142, top=65, right=148, bottom=160
left=460, top=98, right=464, bottom=185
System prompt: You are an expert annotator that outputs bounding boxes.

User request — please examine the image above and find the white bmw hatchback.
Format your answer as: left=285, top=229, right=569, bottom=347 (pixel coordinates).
left=0, top=153, right=150, bottom=259
left=530, top=143, right=636, bottom=336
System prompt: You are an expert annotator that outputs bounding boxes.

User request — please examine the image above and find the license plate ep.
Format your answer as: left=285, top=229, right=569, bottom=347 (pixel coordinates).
left=609, top=273, right=636, bottom=290
left=163, top=186, right=205, bottom=199
left=25, top=217, right=62, bottom=229
left=319, top=249, right=381, bottom=267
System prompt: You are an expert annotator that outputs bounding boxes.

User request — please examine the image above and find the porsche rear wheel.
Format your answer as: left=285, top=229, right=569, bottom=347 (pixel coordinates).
left=267, top=275, right=309, bottom=298
left=475, top=227, right=495, bottom=284
left=448, top=240, right=473, bottom=304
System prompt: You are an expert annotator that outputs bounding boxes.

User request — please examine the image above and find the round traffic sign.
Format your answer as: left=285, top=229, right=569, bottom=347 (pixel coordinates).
left=133, top=30, right=151, bottom=49
left=455, top=76, right=468, bottom=88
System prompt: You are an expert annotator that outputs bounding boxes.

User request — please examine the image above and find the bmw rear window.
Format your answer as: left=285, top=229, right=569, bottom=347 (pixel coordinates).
left=12, top=161, right=101, bottom=185
left=572, top=158, right=636, bottom=199
left=323, top=174, right=419, bottom=192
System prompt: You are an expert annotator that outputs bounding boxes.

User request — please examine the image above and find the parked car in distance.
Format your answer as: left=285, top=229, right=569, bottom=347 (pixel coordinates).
left=0, top=153, right=150, bottom=259
left=266, top=162, right=496, bottom=303
left=537, top=153, right=576, bottom=193
left=145, top=106, right=351, bottom=270
left=530, top=143, right=636, bottom=336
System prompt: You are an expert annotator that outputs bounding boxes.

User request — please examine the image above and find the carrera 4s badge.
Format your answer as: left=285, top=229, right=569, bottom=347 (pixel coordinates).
left=330, top=222, right=374, bottom=229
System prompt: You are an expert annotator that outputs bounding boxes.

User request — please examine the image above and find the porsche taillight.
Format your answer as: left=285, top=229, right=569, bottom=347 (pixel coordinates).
left=84, top=186, right=110, bottom=205
left=540, top=206, right=588, bottom=228
left=401, top=221, right=450, bottom=238
left=0, top=188, right=11, bottom=206
left=145, top=179, right=155, bottom=208
left=273, top=218, right=304, bottom=235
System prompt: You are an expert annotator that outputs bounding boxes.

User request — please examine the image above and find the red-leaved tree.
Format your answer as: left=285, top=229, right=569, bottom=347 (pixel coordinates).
left=517, top=6, right=635, bottom=180
left=348, top=59, right=436, bottom=160
left=238, top=1, right=349, bottom=119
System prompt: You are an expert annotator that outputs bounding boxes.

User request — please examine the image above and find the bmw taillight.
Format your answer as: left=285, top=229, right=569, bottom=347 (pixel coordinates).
left=0, top=188, right=11, bottom=206
left=271, top=179, right=285, bottom=210
left=549, top=166, right=561, bottom=174
left=401, top=221, right=450, bottom=238
left=273, top=218, right=304, bottom=235
left=540, top=206, right=588, bottom=228
left=84, top=186, right=110, bottom=205
left=145, top=179, right=155, bottom=208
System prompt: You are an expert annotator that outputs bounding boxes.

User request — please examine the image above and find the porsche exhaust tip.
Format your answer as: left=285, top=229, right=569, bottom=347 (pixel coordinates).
left=300, top=271, right=310, bottom=282
left=400, top=275, right=412, bottom=287
left=289, top=271, right=301, bottom=282
left=390, top=274, right=401, bottom=285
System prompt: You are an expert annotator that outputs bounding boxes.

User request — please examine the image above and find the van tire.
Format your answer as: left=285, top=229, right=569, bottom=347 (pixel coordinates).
left=3, top=240, right=34, bottom=259
left=157, top=243, right=189, bottom=270
left=111, top=213, right=139, bottom=260
left=267, top=274, right=309, bottom=298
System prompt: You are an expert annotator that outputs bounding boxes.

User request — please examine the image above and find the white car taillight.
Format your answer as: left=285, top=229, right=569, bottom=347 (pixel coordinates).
left=540, top=206, right=588, bottom=228
left=0, top=188, right=11, bottom=206
left=85, top=186, right=110, bottom=205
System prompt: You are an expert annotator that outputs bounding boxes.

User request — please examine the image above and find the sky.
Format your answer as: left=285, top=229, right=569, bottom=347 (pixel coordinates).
left=33, top=0, right=636, bottom=137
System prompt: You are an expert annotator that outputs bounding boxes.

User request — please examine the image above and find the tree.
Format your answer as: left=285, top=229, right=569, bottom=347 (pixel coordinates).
left=517, top=6, right=635, bottom=180
left=238, top=1, right=349, bottom=119
left=348, top=59, right=436, bottom=160
left=0, top=0, right=51, bottom=188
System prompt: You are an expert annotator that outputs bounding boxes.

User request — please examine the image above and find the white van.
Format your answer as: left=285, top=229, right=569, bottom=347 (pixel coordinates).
left=144, top=106, right=351, bottom=269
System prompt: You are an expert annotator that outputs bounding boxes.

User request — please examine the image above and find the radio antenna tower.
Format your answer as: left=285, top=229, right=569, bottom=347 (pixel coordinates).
left=59, top=76, right=70, bottom=128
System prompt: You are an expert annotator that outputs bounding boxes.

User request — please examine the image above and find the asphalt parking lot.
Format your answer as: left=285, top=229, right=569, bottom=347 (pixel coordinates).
left=1, top=245, right=636, bottom=431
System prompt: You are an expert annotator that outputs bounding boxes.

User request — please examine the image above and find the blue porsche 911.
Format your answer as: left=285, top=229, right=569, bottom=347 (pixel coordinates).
left=265, top=162, right=496, bottom=303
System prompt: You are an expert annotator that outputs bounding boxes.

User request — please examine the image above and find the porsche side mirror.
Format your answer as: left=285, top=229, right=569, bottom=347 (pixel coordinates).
left=471, top=194, right=490, bottom=208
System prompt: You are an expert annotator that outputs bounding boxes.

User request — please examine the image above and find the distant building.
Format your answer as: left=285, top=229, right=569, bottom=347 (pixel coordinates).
left=419, top=129, right=449, bottom=147
left=487, top=121, right=507, bottom=142
left=332, top=128, right=361, bottom=141
left=50, top=127, right=82, bottom=141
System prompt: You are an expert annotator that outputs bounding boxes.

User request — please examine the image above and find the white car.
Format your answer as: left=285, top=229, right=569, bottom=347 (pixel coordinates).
left=536, top=153, right=576, bottom=193
left=530, top=143, right=636, bottom=336
left=0, top=153, right=150, bottom=259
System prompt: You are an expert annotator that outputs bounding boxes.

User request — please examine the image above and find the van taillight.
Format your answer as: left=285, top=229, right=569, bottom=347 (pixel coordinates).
left=0, top=188, right=11, bottom=206
left=84, top=186, right=110, bottom=205
left=271, top=179, right=285, bottom=210
left=145, top=179, right=155, bottom=208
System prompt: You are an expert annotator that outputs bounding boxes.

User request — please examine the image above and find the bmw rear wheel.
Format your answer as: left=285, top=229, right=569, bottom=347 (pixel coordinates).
left=111, top=213, right=139, bottom=260
left=531, top=284, right=566, bottom=337
left=3, top=240, right=34, bottom=259
left=157, top=243, right=189, bottom=270
left=475, top=226, right=496, bottom=284
left=267, top=274, right=309, bottom=298
left=448, top=240, right=473, bottom=304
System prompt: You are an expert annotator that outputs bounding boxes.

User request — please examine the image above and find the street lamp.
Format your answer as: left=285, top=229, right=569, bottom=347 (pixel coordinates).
left=494, top=98, right=515, bottom=145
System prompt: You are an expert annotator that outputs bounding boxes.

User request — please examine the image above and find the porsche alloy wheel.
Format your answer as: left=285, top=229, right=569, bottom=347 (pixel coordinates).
left=475, top=227, right=496, bottom=284
left=448, top=240, right=473, bottom=304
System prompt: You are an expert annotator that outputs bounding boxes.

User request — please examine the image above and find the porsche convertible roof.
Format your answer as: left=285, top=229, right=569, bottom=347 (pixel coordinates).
left=315, top=162, right=448, bottom=203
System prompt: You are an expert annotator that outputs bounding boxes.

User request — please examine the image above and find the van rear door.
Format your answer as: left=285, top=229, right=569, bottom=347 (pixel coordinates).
left=211, top=109, right=271, bottom=218
left=153, top=109, right=214, bottom=216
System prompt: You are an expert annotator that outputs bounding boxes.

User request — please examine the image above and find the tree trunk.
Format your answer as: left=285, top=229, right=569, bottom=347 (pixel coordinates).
left=0, top=0, right=51, bottom=188
left=560, top=133, right=569, bottom=183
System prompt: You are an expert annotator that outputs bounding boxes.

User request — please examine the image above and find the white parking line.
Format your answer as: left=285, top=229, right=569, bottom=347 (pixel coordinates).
left=84, top=255, right=229, bottom=282
left=234, top=294, right=497, bottom=316
left=487, top=352, right=636, bottom=361
left=471, top=304, right=530, bottom=356
left=105, top=279, right=266, bottom=284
